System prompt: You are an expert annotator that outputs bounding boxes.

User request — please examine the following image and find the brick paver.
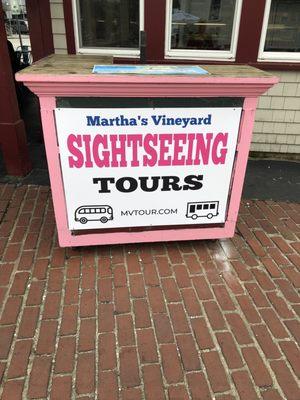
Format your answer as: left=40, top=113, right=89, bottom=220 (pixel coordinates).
left=0, top=184, right=299, bottom=399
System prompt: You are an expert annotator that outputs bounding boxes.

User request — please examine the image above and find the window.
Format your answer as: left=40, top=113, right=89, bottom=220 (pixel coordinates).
left=165, top=0, right=243, bottom=60
left=258, top=0, right=300, bottom=61
left=190, top=204, right=196, bottom=212
left=210, top=203, right=216, bottom=209
left=203, top=204, right=209, bottom=210
left=73, top=0, right=144, bottom=55
left=197, top=204, right=203, bottom=210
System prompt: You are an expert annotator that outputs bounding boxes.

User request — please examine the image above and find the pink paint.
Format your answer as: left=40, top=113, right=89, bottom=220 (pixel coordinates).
left=67, top=134, right=83, bottom=168
left=66, top=132, right=228, bottom=168
left=173, top=134, right=186, bottom=166
left=127, top=135, right=143, bottom=167
left=143, top=134, right=158, bottom=167
left=158, top=134, right=172, bottom=166
left=16, top=67, right=278, bottom=247
left=212, top=133, right=228, bottom=164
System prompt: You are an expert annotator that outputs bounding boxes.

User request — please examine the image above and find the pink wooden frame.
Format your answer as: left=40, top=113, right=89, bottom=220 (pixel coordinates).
left=16, top=72, right=278, bottom=247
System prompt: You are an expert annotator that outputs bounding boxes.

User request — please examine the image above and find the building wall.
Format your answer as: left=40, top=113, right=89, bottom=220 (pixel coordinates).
left=50, top=0, right=67, bottom=54
left=48, top=7, right=300, bottom=155
left=252, top=71, right=300, bottom=155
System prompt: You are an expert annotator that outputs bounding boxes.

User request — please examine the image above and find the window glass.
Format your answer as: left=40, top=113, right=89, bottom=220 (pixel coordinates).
left=77, top=0, right=140, bottom=49
left=197, top=204, right=203, bottom=210
left=264, top=0, right=300, bottom=53
left=190, top=205, right=196, bottom=212
left=210, top=203, right=216, bottom=209
left=203, top=204, right=209, bottom=210
left=171, top=0, right=237, bottom=51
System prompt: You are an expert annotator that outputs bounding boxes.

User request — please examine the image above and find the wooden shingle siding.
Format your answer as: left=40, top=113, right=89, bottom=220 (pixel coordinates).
left=252, top=72, right=300, bottom=154
left=50, top=0, right=67, bottom=54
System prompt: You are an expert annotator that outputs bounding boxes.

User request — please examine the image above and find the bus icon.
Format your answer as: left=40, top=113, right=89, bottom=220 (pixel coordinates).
left=186, top=201, right=219, bottom=220
left=75, top=205, right=113, bottom=224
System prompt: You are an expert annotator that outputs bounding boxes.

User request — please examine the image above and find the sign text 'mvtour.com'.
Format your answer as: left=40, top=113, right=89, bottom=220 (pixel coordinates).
left=66, top=112, right=228, bottom=169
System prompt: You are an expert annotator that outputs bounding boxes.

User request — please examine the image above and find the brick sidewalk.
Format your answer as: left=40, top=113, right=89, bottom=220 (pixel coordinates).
left=0, top=184, right=299, bottom=400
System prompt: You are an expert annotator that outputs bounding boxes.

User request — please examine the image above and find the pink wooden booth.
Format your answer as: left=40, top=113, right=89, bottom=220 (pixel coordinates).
left=16, top=55, right=278, bottom=247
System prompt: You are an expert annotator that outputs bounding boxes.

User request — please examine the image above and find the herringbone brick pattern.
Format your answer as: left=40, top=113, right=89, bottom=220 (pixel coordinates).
left=0, top=184, right=299, bottom=399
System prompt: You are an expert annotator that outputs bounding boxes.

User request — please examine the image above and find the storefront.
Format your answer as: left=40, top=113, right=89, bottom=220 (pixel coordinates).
left=49, top=0, right=300, bottom=157
left=0, top=0, right=299, bottom=176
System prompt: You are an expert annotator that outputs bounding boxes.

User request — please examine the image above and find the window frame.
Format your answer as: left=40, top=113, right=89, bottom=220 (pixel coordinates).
left=164, top=0, right=243, bottom=61
left=72, top=0, right=144, bottom=56
left=66, top=0, right=300, bottom=69
left=258, top=0, right=300, bottom=62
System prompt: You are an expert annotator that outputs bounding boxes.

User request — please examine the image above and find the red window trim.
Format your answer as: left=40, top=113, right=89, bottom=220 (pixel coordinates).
left=63, top=0, right=76, bottom=54
left=113, top=58, right=300, bottom=71
left=250, top=62, right=300, bottom=71
left=64, top=0, right=300, bottom=71
left=235, top=0, right=266, bottom=63
left=144, top=0, right=165, bottom=61
left=27, top=0, right=54, bottom=61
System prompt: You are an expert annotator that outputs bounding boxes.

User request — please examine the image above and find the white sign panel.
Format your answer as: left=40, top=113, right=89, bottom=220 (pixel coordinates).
left=55, top=107, right=242, bottom=231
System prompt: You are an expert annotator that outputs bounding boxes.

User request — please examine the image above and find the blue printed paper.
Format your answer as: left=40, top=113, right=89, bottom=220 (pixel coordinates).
left=92, top=65, right=209, bottom=75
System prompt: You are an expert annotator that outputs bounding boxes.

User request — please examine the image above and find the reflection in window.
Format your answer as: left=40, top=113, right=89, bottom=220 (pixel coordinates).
left=171, top=0, right=237, bottom=51
left=77, top=0, right=139, bottom=49
left=264, top=0, right=300, bottom=52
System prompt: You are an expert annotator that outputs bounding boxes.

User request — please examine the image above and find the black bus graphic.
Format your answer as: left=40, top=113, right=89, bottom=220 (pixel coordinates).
left=186, top=201, right=219, bottom=220
left=75, top=205, right=113, bottom=224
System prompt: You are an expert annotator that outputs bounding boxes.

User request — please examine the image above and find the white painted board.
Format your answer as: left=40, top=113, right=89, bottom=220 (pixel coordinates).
left=54, top=107, right=242, bottom=230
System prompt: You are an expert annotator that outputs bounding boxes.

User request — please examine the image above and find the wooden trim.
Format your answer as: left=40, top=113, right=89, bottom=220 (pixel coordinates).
left=26, top=0, right=54, bottom=61
left=251, top=62, right=300, bottom=71
left=114, top=58, right=241, bottom=65
left=63, top=0, right=76, bottom=54
left=235, top=0, right=266, bottom=63
left=16, top=57, right=278, bottom=98
left=250, top=151, right=300, bottom=161
left=114, top=57, right=300, bottom=72
left=144, top=0, right=165, bottom=62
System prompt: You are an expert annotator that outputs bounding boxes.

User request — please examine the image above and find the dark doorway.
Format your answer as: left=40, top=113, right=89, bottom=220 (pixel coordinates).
left=0, top=0, right=53, bottom=179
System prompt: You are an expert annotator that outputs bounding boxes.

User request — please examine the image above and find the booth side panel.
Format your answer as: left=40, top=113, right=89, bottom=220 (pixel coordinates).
left=226, top=97, right=258, bottom=233
left=39, top=96, right=73, bottom=245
